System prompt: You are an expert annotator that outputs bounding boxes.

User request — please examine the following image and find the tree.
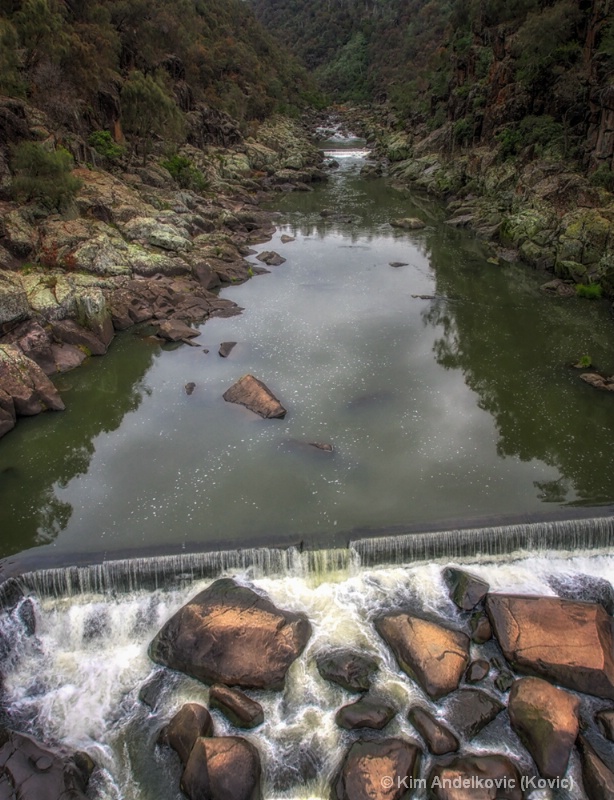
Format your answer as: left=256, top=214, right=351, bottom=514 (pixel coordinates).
left=120, top=70, right=184, bottom=163
left=11, top=142, right=82, bottom=211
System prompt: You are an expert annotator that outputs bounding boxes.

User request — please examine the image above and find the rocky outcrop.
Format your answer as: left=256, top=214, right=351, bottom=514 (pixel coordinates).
left=158, top=703, right=214, bottom=764
left=486, top=594, right=614, bottom=699
left=375, top=613, right=469, bottom=699
left=181, top=736, right=262, bottom=800
left=223, top=374, right=287, bottom=419
left=316, top=649, right=378, bottom=692
left=0, top=728, right=95, bottom=800
left=149, top=578, right=311, bottom=690
left=507, top=677, right=579, bottom=779
left=332, top=738, right=421, bottom=800
left=209, top=685, right=264, bottom=729
left=0, top=271, right=28, bottom=326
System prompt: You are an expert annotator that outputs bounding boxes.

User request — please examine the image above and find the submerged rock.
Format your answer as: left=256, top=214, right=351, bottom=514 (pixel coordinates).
left=375, top=613, right=469, bottom=699
left=465, top=659, right=490, bottom=683
left=316, top=649, right=378, bottom=692
left=148, top=578, right=311, bottom=690
left=548, top=572, right=614, bottom=616
left=391, top=217, right=426, bottom=230
left=158, top=703, right=214, bottom=764
left=181, top=736, right=262, bottom=800
left=335, top=695, right=396, bottom=730
left=580, top=372, right=614, bottom=392
left=218, top=341, right=237, bottom=358
left=486, top=594, right=614, bottom=699
left=209, top=684, right=264, bottom=729
left=223, top=374, right=287, bottom=419
left=156, top=319, right=201, bottom=342
left=0, top=727, right=95, bottom=800
left=331, top=738, right=421, bottom=800
left=508, top=677, right=579, bottom=779
left=407, top=706, right=459, bottom=755
left=427, top=754, right=523, bottom=800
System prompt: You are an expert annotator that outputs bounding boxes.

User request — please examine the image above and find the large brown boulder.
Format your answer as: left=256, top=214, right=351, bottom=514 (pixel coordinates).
left=209, top=684, right=264, bottom=729
left=181, top=736, right=261, bottom=800
left=0, top=727, right=94, bottom=800
left=0, top=344, right=64, bottom=432
left=427, top=754, right=523, bottom=800
left=446, top=688, right=504, bottom=740
left=443, top=567, right=489, bottom=611
left=223, top=374, right=287, bottom=419
left=332, top=738, right=421, bottom=800
left=149, top=578, right=311, bottom=690
left=486, top=594, right=614, bottom=699
left=158, top=703, right=214, bottom=765
left=335, top=695, right=396, bottom=730
left=407, top=706, right=459, bottom=755
left=508, top=677, right=579, bottom=778
left=375, top=613, right=469, bottom=699
left=316, top=649, right=379, bottom=692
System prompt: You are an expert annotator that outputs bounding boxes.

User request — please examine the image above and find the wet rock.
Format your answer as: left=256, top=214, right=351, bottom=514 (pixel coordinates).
left=0, top=727, right=94, bottom=800
left=470, top=612, right=492, bottom=643
left=0, top=344, right=65, bottom=422
left=596, top=708, right=614, bottom=741
left=446, top=688, right=504, bottom=739
left=181, top=736, right=262, bottom=800
left=316, top=649, right=378, bottom=692
left=0, top=389, right=16, bottom=438
left=209, top=684, right=264, bottom=729
left=389, top=261, right=408, bottom=268
left=486, top=594, right=614, bottom=699
left=391, top=217, right=426, bottom=230
left=578, top=735, right=614, bottom=799
left=148, top=578, right=311, bottom=690
left=218, top=341, right=236, bottom=358
left=256, top=250, right=286, bottom=266
left=331, top=738, right=421, bottom=800
left=427, top=754, right=523, bottom=800
left=138, top=669, right=179, bottom=710
left=408, top=706, right=459, bottom=755
left=185, top=382, right=196, bottom=396
left=443, top=567, right=489, bottom=611
left=548, top=573, right=614, bottom=615
left=375, top=613, right=469, bottom=699
left=335, top=695, right=396, bottom=730
left=280, top=235, right=295, bottom=243
left=156, top=319, right=200, bottom=342
left=159, top=703, right=214, bottom=765
left=466, top=659, right=490, bottom=684
left=309, top=441, right=333, bottom=452
left=508, top=677, right=579, bottom=779
left=580, top=372, right=614, bottom=392
left=50, top=343, right=87, bottom=373
left=50, top=319, right=107, bottom=356
left=494, top=670, right=515, bottom=693
left=223, top=374, right=287, bottom=419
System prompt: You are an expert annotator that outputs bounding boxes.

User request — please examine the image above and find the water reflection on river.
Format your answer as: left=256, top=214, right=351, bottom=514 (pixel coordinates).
left=2, top=140, right=614, bottom=562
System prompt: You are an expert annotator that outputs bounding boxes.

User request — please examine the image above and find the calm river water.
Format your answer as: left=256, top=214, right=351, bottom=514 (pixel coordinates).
left=2, top=133, right=614, bottom=564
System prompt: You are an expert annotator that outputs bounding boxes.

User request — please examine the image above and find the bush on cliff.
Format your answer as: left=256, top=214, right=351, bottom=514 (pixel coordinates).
left=10, top=142, right=82, bottom=211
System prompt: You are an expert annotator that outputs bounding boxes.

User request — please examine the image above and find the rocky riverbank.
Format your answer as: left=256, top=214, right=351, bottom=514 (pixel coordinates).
left=337, top=107, right=614, bottom=302
left=4, top=566, right=614, bottom=799
left=0, top=100, right=326, bottom=439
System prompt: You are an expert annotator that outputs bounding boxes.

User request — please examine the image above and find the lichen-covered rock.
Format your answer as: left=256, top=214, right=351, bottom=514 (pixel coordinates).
left=375, top=613, right=469, bottom=699
left=3, top=319, right=56, bottom=374
left=149, top=578, right=311, bottom=690
left=0, top=271, right=29, bottom=325
left=1, top=209, right=38, bottom=257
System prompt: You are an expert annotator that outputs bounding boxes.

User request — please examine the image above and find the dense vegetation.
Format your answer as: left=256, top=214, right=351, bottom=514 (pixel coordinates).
left=0, top=0, right=314, bottom=139
left=252, top=0, right=614, bottom=162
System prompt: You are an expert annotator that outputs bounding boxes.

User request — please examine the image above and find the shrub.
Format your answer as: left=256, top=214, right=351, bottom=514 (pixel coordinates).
left=160, top=154, right=208, bottom=192
left=88, top=130, right=124, bottom=162
left=576, top=283, right=603, bottom=299
left=589, top=165, right=614, bottom=192
left=11, top=142, right=82, bottom=210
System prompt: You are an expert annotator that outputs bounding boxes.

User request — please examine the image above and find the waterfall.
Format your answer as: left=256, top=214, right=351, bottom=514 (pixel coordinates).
left=3, top=515, right=614, bottom=602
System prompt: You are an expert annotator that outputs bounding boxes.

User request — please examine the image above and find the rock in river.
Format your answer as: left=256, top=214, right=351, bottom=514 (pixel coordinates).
left=148, top=578, right=311, bottom=690
left=508, top=677, right=579, bottom=779
left=316, top=649, right=378, bottom=692
left=427, top=754, right=523, bottom=800
left=223, top=374, right=287, bottom=419
left=256, top=250, right=286, bottom=266
left=443, top=566, right=489, bottom=610
left=335, top=695, right=396, bottom=730
left=407, top=706, right=459, bottom=755
left=375, top=613, right=469, bottom=699
left=158, top=703, right=214, bottom=765
left=209, top=684, right=264, bottom=729
left=486, top=594, right=614, bottom=699
left=331, top=738, right=421, bottom=800
left=181, top=736, right=262, bottom=800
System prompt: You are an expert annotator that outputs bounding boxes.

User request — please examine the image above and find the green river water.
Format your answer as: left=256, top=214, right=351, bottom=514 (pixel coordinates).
left=2, top=137, right=614, bottom=566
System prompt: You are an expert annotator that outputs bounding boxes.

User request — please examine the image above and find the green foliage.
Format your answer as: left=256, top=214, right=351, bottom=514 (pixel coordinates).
left=576, top=283, right=603, bottom=299
left=88, top=130, right=124, bottom=162
left=496, top=116, right=565, bottom=159
left=121, top=71, right=184, bottom=161
left=577, top=354, right=592, bottom=368
left=11, top=142, right=82, bottom=210
left=160, top=154, right=208, bottom=191
left=453, top=118, right=473, bottom=146
left=0, top=19, right=25, bottom=95
left=589, top=165, right=614, bottom=193
left=316, top=31, right=370, bottom=102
